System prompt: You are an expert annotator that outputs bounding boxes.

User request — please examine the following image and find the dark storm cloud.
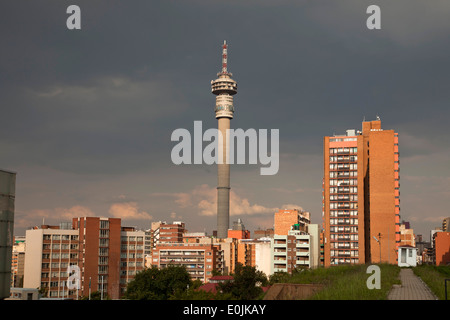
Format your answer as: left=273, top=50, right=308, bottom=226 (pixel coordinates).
left=1, top=1, right=450, bottom=235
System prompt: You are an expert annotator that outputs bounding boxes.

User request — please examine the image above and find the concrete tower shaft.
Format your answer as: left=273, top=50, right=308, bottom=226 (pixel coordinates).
left=211, top=40, right=237, bottom=239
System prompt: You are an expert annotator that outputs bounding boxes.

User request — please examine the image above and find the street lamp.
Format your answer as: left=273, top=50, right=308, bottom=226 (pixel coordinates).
left=373, top=233, right=381, bottom=263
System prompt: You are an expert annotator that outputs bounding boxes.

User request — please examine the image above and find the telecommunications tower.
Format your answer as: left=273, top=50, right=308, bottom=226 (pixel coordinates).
left=211, top=41, right=237, bottom=238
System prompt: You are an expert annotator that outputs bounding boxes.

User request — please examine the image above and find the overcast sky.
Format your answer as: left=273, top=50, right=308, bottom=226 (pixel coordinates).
left=2, top=1, right=450, bottom=241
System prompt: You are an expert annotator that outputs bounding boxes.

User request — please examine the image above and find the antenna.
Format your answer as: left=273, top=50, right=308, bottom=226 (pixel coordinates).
left=222, top=40, right=228, bottom=74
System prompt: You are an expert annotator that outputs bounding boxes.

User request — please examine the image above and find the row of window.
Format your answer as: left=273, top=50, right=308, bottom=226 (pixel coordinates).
left=42, top=253, right=78, bottom=259
left=121, top=244, right=144, bottom=250
left=330, top=202, right=358, bottom=209
left=330, top=250, right=359, bottom=257
left=329, top=137, right=357, bottom=142
left=329, top=155, right=358, bottom=162
left=121, top=236, right=144, bottom=242
left=121, top=252, right=144, bottom=259
left=329, top=163, right=358, bottom=170
left=329, top=210, right=359, bottom=217
left=43, top=235, right=78, bottom=241
left=329, top=147, right=358, bottom=154
left=329, top=218, right=359, bottom=225
left=329, top=186, right=358, bottom=194
left=329, top=171, right=358, bottom=178
left=329, top=226, right=359, bottom=233
left=329, top=179, right=358, bottom=186
left=43, top=244, right=78, bottom=250
left=330, top=234, right=359, bottom=241
left=42, top=262, right=77, bottom=269
left=120, top=261, right=144, bottom=268
left=330, top=242, right=359, bottom=249
left=329, top=195, right=358, bottom=201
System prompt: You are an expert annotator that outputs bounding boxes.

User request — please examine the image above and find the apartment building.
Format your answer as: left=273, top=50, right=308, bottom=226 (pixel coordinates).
left=442, top=217, right=450, bottom=232
left=23, top=217, right=145, bottom=299
left=120, top=228, right=146, bottom=296
left=237, top=238, right=272, bottom=276
left=323, top=119, right=400, bottom=266
left=271, top=224, right=319, bottom=274
left=11, top=236, right=26, bottom=288
left=24, top=225, right=80, bottom=299
left=151, top=243, right=223, bottom=283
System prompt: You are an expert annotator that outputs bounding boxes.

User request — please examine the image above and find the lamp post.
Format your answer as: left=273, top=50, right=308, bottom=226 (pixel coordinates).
left=373, top=233, right=381, bottom=263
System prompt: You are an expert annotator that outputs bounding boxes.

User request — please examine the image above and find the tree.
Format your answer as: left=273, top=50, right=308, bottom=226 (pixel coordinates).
left=122, top=265, right=191, bottom=300
left=218, top=263, right=268, bottom=300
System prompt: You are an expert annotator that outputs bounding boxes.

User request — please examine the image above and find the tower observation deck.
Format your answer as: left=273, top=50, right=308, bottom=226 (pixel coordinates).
left=211, top=40, right=237, bottom=238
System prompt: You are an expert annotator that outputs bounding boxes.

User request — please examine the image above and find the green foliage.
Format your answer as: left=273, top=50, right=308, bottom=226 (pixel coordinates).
left=218, top=263, right=268, bottom=300
left=413, top=265, right=450, bottom=300
left=268, top=271, right=290, bottom=284
left=122, top=265, right=191, bottom=300
left=266, top=264, right=401, bottom=300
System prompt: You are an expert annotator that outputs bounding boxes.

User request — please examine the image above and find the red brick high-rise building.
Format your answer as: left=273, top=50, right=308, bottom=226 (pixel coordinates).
left=73, top=217, right=122, bottom=299
left=323, top=118, right=400, bottom=266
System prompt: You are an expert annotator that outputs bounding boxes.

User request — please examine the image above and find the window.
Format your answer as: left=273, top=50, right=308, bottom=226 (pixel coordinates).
left=99, top=256, right=108, bottom=265
left=100, top=220, right=109, bottom=229
left=99, top=229, right=109, bottom=238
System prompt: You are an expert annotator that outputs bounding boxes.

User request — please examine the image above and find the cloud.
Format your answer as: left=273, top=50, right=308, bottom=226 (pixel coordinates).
left=108, top=202, right=153, bottom=220
left=422, top=216, right=448, bottom=223
left=14, top=205, right=95, bottom=229
left=155, top=184, right=304, bottom=217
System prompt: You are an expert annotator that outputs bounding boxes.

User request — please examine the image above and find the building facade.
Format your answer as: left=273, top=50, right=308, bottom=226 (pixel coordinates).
left=274, top=209, right=310, bottom=236
left=271, top=231, right=313, bottom=274
left=323, top=119, right=400, bottom=266
left=24, top=225, right=80, bottom=299
left=24, top=217, right=145, bottom=299
left=11, top=236, right=25, bottom=288
left=151, top=243, right=223, bottom=283
left=434, top=232, right=450, bottom=266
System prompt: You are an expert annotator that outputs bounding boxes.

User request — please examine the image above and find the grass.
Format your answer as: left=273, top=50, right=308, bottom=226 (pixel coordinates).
left=413, top=265, right=450, bottom=300
left=282, top=264, right=401, bottom=300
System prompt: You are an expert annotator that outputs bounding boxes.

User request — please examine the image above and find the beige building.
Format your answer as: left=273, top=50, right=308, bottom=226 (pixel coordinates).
left=24, top=226, right=80, bottom=299
left=11, top=236, right=26, bottom=288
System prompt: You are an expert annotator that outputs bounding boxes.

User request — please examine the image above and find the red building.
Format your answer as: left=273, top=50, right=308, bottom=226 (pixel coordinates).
left=434, top=232, right=450, bottom=266
left=323, top=119, right=400, bottom=266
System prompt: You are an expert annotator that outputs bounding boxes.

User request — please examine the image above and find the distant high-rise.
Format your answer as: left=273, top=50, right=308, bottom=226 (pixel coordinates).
left=211, top=41, right=237, bottom=238
left=0, top=169, right=16, bottom=300
left=442, top=217, right=450, bottom=232
left=323, top=118, right=400, bottom=266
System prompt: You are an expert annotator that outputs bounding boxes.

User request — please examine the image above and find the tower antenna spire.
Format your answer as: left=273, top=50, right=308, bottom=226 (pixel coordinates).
left=222, top=40, right=228, bottom=74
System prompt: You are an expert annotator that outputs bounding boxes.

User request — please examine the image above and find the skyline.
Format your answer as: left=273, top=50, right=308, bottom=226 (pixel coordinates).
left=2, top=1, right=450, bottom=241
